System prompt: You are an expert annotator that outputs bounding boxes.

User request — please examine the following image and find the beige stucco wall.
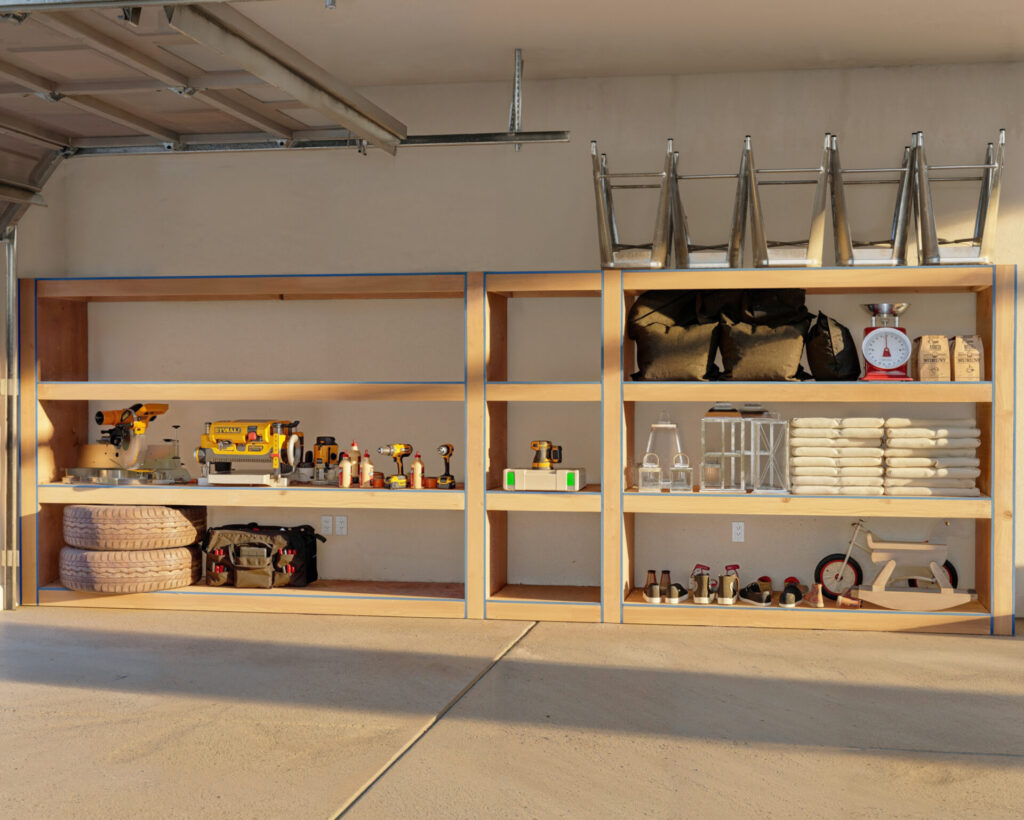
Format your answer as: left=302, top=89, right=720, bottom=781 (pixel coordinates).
left=15, top=61, right=1022, bottom=609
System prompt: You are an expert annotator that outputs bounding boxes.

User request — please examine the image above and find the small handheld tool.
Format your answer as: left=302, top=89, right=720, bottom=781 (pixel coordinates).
left=313, top=436, right=340, bottom=484
left=378, top=443, right=413, bottom=489
left=96, top=403, right=168, bottom=450
left=437, top=443, right=456, bottom=489
left=531, top=440, right=562, bottom=470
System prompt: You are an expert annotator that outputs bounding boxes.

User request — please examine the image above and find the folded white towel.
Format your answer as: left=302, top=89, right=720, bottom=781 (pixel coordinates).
left=791, top=437, right=883, bottom=448
left=793, top=446, right=884, bottom=458
left=838, top=457, right=884, bottom=467
left=837, top=428, right=888, bottom=438
left=840, top=418, right=884, bottom=428
left=791, top=418, right=839, bottom=428
left=884, top=478, right=978, bottom=488
left=885, top=467, right=981, bottom=478
left=885, top=457, right=980, bottom=468
left=840, top=466, right=884, bottom=477
left=792, top=466, right=840, bottom=476
left=790, top=456, right=838, bottom=467
left=840, top=486, right=884, bottom=496
left=885, top=417, right=975, bottom=428
left=839, top=477, right=884, bottom=487
left=885, top=487, right=982, bottom=497
left=885, top=438, right=981, bottom=449
left=788, top=428, right=843, bottom=438
left=886, top=427, right=981, bottom=439
left=883, top=448, right=979, bottom=459
left=792, top=486, right=840, bottom=495
left=792, top=476, right=840, bottom=486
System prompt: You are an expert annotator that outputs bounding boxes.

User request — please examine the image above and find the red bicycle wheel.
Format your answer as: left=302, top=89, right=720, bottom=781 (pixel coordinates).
left=814, top=554, right=863, bottom=600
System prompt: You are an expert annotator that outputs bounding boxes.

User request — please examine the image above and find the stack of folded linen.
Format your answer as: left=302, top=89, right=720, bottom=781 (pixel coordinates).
left=788, top=417, right=885, bottom=495
left=883, top=418, right=982, bottom=496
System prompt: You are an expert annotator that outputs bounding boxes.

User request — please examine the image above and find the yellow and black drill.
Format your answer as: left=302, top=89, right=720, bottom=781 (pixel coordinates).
left=531, top=440, right=562, bottom=470
left=437, top=443, right=456, bottom=489
left=378, top=443, right=413, bottom=489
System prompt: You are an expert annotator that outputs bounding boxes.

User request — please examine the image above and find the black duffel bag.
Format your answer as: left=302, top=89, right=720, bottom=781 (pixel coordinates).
left=202, top=523, right=324, bottom=588
left=717, top=288, right=812, bottom=381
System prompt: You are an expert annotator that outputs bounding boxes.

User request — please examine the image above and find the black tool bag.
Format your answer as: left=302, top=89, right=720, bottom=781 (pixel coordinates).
left=805, top=311, right=861, bottom=380
left=202, top=523, right=324, bottom=588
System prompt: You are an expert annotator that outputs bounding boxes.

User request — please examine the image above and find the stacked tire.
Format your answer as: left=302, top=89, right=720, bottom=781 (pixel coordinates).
left=59, top=505, right=206, bottom=593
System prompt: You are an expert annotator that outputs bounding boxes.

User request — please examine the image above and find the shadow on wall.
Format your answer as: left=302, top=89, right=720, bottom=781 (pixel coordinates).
left=1, top=621, right=1022, bottom=761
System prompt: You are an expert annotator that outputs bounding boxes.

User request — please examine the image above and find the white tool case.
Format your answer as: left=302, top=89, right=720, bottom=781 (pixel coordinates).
left=502, top=468, right=586, bottom=492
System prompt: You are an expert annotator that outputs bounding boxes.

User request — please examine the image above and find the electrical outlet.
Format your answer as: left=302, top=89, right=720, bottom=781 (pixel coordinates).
left=335, top=515, right=347, bottom=536
left=732, top=522, right=744, bottom=542
left=320, top=514, right=333, bottom=536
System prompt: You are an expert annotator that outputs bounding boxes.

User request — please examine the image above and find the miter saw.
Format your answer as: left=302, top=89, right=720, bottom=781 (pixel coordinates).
left=64, top=403, right=192, bottom=485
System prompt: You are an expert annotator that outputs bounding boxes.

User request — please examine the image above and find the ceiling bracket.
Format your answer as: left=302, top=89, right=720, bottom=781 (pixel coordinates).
left=508, top=48, right=523, bottom=151
left=171, top=86, right=197, bottom=96
left=119, top=6, right=141, bottom=26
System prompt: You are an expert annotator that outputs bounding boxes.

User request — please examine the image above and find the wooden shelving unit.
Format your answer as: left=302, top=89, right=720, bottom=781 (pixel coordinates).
left=18, top=265, right=1015, bottom=634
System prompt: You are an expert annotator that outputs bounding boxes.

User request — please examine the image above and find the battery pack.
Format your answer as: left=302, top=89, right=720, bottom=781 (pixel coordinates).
left=502, top=468, right=586, bottom=492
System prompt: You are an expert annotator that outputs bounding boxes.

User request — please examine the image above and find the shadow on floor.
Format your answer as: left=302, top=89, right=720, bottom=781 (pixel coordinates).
left=1, top=619, right=1022, bottom=764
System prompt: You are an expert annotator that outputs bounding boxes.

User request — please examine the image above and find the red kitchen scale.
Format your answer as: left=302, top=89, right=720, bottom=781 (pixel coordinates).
left=860, top=302, right=912, bottom=381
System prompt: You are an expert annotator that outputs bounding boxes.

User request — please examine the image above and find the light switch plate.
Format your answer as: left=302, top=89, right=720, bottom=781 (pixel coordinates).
left=335, top=515, right=347, bottom=536
left=320, top=514, right=333, bottom=536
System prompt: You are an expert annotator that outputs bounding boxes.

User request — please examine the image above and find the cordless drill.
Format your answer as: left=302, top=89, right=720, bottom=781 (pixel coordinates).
left=437, top=443, right=456, bottom=489
left=531, top=440, right=562, bottom=470
left=378, top=443, right=413, bottom=489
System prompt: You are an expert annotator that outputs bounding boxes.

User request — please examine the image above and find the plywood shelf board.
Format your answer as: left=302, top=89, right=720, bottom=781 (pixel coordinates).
left=489, top=584, right=601, bottom=604
left=38, top=484, right=467, bottom=510
left=621, top=490, right=992, bottom=518
left=623, top=587, right=987, bottom=615
left=486, top=485, right=602, bottom=512
left=623, top=266, right=994, bottom=294
left=486, top=382, right=602, bottom=401
left=37, top=381, right=466, bottom=401
left=485, top=271, right=602, bottom=296
left=37, top=273, right=467, bottom=301
left=623, top=382, right=993, bottom=403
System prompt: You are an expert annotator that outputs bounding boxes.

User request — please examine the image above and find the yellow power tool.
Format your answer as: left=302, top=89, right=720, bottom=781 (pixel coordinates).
left=437, top=443, right=456, bottom=489
left=195, top=420, right=303, bottom=487
left=378, top=443, right=413, bottom=489
left=531, top=440, right=562, bottom=470
left=96, top=403, right=169, bottom=450
left=313, top=436, right=340, bottom=484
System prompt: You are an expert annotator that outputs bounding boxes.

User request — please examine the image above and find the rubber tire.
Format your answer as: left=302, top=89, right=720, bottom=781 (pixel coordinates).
left=814, top=553, right=864, bottom=600
left=908, top=560, right=959, bottom=589
left=63, top=505, right=206, bottom=550
left=59, top=546, right=201, bottom=593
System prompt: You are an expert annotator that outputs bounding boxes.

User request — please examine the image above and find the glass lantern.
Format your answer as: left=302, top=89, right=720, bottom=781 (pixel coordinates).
left=636, top=411, right=684, bottom=492
left=747, top=413, right=789, bottom=494
left=637, top=453, right=664, bottom=493
left=700, top=403, right=745, bottom=492
left=668, top=453, right=693, bottom=493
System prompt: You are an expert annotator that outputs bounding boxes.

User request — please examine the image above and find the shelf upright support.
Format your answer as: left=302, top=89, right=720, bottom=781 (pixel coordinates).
left=601, top=269, right=627, bottom=622
left=983, top=265, right=1015, bottom=635
left=1, top=229, right=16, bottom=610
left=465, top=272, right=486, bottom=618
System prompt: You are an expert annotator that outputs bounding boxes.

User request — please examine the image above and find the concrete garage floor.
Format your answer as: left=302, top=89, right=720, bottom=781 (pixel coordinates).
left=0, top=609, right=1022, bottom=819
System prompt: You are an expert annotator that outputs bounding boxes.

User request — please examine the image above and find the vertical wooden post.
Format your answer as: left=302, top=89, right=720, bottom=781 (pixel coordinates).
left=465, top=272, right=486, bottom=618
left=18, top=279, right=36, bottom=604
left=988, top=265, right=1014, bottom=635
left=601, top=270, right=625, bottom=622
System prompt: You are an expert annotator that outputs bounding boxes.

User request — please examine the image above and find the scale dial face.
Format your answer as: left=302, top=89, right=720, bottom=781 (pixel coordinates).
left=862, top=327, right=911, bottom=369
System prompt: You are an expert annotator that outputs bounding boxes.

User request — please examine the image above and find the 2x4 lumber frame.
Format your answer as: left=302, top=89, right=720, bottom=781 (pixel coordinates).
left=0, top=71, right=262, bottom=97
left=0, top=0, right=238, bottom=9
left=34, top=11, right=292, bottom=141
left=164, top=4, right=404, bottom=154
